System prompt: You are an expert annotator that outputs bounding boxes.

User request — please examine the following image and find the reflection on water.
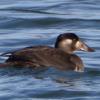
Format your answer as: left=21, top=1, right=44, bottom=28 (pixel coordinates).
left=0, top=0, right=100, bottom=100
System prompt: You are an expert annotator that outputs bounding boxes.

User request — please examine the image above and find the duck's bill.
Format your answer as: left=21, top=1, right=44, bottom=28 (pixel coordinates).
left=75, top=40, right=95, bottom=52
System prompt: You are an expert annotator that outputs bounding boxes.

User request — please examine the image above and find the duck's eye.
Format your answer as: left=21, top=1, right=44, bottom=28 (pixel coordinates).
left=73, top=39, right=76, bottom=41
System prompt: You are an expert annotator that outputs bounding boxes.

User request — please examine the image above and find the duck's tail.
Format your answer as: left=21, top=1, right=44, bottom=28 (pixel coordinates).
left=0, top=52, right=12, bottom=56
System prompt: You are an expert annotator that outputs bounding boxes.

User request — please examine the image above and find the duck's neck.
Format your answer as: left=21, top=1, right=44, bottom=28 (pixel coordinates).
left=55, top=46, right=74, bottom=54
left=55, top=41, right=74, bottom=54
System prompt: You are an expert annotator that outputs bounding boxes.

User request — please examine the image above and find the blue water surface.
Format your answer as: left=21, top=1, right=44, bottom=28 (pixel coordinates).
left=0, top=0, right=100, bottom=100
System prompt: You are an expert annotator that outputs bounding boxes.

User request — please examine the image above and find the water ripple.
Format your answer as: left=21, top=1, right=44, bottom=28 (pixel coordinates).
left=0, top=0, right=100, bottom=100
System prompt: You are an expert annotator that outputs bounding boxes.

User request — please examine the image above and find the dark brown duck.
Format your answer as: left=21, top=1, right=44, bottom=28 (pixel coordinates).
left=1, top=33, right=94, bottom=72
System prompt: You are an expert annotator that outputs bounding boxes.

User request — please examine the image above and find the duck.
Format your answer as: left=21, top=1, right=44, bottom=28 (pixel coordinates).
left=1, top=33, right=94, bottom=72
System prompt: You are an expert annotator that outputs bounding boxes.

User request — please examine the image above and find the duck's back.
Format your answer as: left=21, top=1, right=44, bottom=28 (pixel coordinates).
left=5, top=46, right=83, bottom=71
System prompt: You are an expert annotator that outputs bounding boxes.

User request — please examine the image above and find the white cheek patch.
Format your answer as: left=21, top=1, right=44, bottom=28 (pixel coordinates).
left=64, top=39, right=72, bottom=44
left=60, top=39, right=72, bottom=48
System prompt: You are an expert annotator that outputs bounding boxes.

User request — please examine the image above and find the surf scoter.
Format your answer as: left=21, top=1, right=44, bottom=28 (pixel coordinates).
left=1, top=33, right=94, bottom=72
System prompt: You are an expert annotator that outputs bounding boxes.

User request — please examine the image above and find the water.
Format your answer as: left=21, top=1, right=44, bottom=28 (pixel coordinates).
left=0, top=0, right=100, bottom=100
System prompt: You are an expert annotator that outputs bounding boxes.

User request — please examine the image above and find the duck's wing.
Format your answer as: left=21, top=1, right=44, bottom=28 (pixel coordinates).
left=4, top=46, right=52, bottom=67
left=1, top=46, right=46, bottom=56
left=5, top=46, right=54, bottom=63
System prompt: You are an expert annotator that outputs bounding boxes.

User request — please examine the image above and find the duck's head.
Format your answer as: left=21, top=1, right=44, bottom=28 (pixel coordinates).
left=55, top=33, right=94, bottom=54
